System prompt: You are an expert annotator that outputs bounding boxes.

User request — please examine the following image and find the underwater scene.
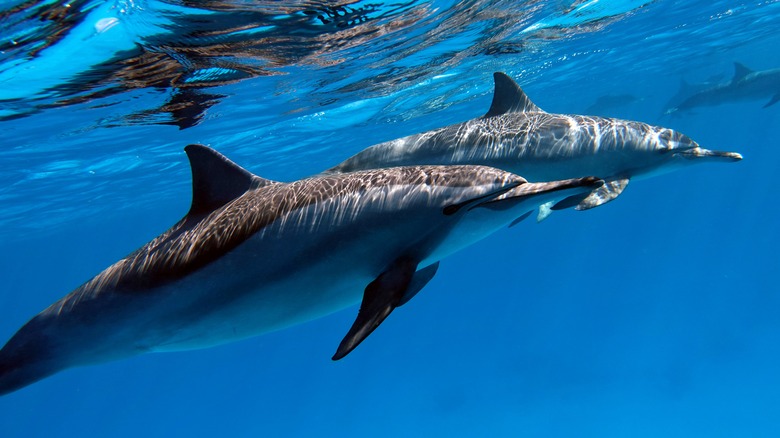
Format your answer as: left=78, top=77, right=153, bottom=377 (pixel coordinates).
left=1, top=0, right=779, bottom=436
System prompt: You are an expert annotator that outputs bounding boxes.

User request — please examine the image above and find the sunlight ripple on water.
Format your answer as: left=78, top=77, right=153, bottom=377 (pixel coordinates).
left=0, top=0, right=779, bottom=238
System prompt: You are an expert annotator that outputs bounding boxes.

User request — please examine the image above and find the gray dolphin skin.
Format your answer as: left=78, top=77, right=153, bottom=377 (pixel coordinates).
left=668, top=62, right=780, bottom=113
left=0, top=144, right=601, bottom=396
left=326, top=72, right=742, bottom=212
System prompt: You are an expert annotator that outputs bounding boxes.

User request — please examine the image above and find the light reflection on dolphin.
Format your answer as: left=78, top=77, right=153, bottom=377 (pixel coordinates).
left=0, top=145, right=601, bottom=396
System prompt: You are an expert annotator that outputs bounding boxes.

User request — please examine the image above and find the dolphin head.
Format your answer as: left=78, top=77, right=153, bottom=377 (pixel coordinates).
left=426, top=174, right=603, bottom=263
left=607, top=121, right=743, bottom=179
left=474, top=176, right=604, bottom=213
left=405, top=165, right=528, bottom=216
left=657, top=128, right=742, bottom=163
left=653, top=127, right=742, bottom=176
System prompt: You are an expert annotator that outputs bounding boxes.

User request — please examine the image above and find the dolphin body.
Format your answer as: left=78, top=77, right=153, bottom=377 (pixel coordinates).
left=584, top=93, right=642, bottom=116
left=0, top=144, right=600, bottom=396
left=325, top=73, right=742, bottom=213
left=667, top=62, right=780, bottom=113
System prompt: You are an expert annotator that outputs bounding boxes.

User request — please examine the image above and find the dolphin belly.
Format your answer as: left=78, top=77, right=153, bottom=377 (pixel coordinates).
left=134, top=211, right=441, bottom=352
left=146, top=258, right=373, bottom=353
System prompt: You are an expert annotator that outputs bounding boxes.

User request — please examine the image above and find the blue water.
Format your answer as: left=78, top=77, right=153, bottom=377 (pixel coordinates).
left=1, top=0, right=779, bottom=436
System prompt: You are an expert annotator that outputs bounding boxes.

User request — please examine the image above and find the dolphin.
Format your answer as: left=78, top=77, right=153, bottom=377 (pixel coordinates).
left=325, top=72, right=742, bottom=215
left=667, top=62, right=780, bottom=113
left=0, top=144, right=601, bottom=396
left=584, top=93, right=642, bottom=116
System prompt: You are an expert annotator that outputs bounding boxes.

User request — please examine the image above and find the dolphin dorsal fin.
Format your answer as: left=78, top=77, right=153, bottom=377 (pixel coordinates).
left=483, top=72, right=543, bottom=118
left=184, top=144, right=275, bottom=216
left=732, top=62, right=752, bottom=84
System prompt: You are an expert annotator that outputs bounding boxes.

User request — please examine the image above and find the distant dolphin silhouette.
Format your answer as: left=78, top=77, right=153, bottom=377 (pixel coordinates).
left=667, top=62, right=780, bottom=113
left=326, top=73, right=742, bottom=217
left=0, top=145, right=601, bottom=396
left=584, top=93, right=641, bottom=116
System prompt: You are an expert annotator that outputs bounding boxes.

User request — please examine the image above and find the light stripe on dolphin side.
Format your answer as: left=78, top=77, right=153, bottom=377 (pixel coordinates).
left=0, top=145, right=601, bottom=395
left=325, top=72, right=742, bottom=217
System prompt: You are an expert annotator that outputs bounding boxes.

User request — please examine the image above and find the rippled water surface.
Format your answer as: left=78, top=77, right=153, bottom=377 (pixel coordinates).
left=1, top=0, right=779, bottom=436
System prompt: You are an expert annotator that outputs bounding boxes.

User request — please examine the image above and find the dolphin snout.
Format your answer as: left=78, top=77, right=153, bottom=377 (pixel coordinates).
left=676, top=147, right=743, bottom=162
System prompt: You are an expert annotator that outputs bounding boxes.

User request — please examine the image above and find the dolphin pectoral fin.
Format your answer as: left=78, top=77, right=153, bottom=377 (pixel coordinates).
left=509, top=211, right=533, bottom=228
left=332, top=257, right=418, bottom=361
left=398, top=262, right=439, bottom=306
left=764, top=93, right=780, bottom=108
left=536, top=201, right=554, bottom=222
left=539, top=191, right=592, bottom=220
left=575, top=178, right=630, bottom=210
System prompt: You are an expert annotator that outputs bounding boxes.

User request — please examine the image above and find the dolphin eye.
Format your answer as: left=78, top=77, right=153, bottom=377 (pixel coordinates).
left=442, top=204, right=461, bottom=216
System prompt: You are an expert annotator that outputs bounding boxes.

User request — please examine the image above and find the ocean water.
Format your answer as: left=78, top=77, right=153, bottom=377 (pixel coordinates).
left=1, top=0, right=779, bottom=436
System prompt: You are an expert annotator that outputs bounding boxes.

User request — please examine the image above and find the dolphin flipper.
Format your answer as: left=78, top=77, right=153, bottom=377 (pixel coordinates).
left=398, top=262, right=439, bottom=306
left=509, top=211, right=534, bottom=228
left=552, top=192, right=594, bottom=211
left=765, top=93, right=780, bottom=108
left=575, top=178, right=630, bottom=210
left=536, top=187, right=602, bottom=221
left=332, top=257, right=420, bottom=360
left=536, top=201, right=554, bottom=222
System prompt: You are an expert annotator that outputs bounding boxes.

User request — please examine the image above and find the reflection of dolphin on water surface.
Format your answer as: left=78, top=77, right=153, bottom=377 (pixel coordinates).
left=0, top=145, right=601, bottom=396
left=666, top=63, right=780, bottom=113
left=327, top=73, right=742, bottom=216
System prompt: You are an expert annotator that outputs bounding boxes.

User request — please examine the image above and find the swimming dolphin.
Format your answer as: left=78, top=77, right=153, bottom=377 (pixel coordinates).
left=0, top=144, right=601, bottom=396
left=325, top=72, right=742, bottom=215
left=666, top=62, right=780, bottom=113
left=584, top=93, right=642, bottom=116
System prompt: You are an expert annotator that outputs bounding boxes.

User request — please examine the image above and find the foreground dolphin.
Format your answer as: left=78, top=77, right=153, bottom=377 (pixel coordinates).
left=667, top=62, right=780, bottom=113
left=0, top=144, right=600, bottom=395
left=325, top=73, right=742, bottom=213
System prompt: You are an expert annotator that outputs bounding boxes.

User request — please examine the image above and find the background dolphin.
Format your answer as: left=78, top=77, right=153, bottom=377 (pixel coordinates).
left=666, top=62, right=780, bottom=113
left=0, top=145, right=600, bottom=396
left=584, top=93, right=642, bottom=116
left=325, top=72, right=742, bottom=215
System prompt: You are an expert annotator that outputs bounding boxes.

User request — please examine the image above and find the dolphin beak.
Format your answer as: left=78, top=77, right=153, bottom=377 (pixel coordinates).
left=474, top=176, right=604, bottom=210
left=676, top=147, right=743, bottom=162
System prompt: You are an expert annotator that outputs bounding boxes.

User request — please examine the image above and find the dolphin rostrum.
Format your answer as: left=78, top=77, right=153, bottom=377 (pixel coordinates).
left=0, top=144, right=601, bottom=395
left=325, top=72, right=742, bottom=216
left=666, top=62, right=780, bottom=113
